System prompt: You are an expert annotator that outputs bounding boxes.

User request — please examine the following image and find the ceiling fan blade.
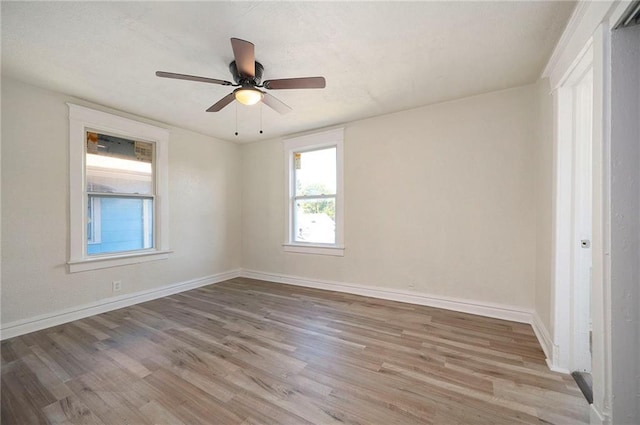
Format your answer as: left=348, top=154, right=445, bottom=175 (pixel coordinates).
left=230, top=38, right=255, bottom=78
left=263, top=77, right=326, bottom=90
left=206, top=92, right=236, bottom=112
left=262, top=92, right=292, bottom=115
left=156, top=71, right=232, bottom=86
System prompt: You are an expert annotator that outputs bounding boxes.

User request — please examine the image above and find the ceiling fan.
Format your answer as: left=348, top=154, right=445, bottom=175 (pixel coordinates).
left=156, top=38, right=326, bottom=115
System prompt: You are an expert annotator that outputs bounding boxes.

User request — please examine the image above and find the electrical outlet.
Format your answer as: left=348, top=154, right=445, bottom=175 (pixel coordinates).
left=112, top=280, right=122, bottom=292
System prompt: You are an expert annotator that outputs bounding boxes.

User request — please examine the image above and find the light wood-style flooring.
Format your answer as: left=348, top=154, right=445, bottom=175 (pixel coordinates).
left=1, top=278, right=589, bottom=424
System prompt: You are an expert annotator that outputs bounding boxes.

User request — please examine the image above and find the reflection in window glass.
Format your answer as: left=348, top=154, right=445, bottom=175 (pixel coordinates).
left=294, top=147, right=336, bottom=196
left=294, top=198, right=336, bottom=244
left=86, top=196, right=153, bottom=255
left=85, top=131, right=155, bottom=256
left=292, top=146, right=336, bottom=244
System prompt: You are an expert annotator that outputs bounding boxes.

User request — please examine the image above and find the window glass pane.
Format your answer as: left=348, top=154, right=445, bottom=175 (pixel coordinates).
left=294, top=198, right=336, bottom=244
left=86, top=131, right=153, bottom=195
left=87, top=196, right=153, bottom=255
left=294, top=147, right=336, bottom=196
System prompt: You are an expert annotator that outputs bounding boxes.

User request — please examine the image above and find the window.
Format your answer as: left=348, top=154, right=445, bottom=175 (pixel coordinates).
left=283, top=128, right=344, bottom=256
left=85, top=132, right=155, bottom=255
left=68, top=104, right=170, bottom=272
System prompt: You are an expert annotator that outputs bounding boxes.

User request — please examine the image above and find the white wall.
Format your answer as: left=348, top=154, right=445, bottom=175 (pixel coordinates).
left=534, top=78, right=555, bottom=334
left=243, top=85, right=537, bottom=309
left=1, top=78, right=242, bottom=325
left=610, top=23, right=640, bottom=425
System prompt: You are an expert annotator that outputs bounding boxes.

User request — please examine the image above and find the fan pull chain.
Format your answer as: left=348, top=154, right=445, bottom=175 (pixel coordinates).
left=260, top=102, right=263, bottom=134
left=234, top=102, right=238, bottom=136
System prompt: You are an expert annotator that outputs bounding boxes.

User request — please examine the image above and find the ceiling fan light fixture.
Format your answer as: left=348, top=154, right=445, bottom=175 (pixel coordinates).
left=234, top=88, right=263, bottom=106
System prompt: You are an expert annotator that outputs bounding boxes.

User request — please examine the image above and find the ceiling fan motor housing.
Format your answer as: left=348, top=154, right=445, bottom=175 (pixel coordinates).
left=229, top=60, right=264, bottom=85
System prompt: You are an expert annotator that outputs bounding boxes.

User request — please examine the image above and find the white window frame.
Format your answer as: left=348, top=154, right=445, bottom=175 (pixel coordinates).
left=283, top=128, right=344, bottom=256
left=68, top=104, right=171, bottom=272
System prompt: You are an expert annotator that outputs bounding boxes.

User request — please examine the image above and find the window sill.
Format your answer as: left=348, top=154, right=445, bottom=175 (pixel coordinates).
left=283, top=244, right=344, bottom=256
left=68, top=250, right=172, bottom=273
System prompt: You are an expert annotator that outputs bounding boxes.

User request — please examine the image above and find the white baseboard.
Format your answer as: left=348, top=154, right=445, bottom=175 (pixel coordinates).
left=590, top=403, right=609, bottom=425
left=545, top=357, right=571, bottom=375
left=0, top=268, right=241, bottom=340
left=241, top=269, right=534, bottom=324
left=531, top=311, right=555, bottom=365
left=545, top=358, right=571, bottom=374
left=531, top=311, right=572, bottom=374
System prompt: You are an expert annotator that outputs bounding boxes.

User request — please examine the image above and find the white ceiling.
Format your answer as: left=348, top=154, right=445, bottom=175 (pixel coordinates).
left=2, top=1, right=574, bottom=143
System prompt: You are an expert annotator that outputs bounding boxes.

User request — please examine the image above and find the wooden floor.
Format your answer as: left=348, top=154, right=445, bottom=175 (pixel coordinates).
left=1, top=278, right=589, bottom=424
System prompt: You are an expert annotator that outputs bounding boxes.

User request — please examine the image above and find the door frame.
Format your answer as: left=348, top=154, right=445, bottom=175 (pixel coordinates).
left=551, top=40, right=594, bottom=372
